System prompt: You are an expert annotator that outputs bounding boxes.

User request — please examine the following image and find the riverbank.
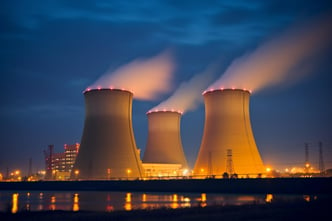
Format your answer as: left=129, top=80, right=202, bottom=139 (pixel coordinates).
left=1, top=196, right=330, bottom=221
left=1, top=177, right=331, bottom=194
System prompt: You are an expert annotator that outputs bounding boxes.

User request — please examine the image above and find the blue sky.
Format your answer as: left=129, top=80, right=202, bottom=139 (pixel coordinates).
left=1, top=0, right=332, bottom=175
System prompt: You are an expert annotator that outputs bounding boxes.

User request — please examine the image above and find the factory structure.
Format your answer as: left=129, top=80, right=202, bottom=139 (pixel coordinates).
left=44, top=143, right=79, bottom=180
left=69, top=87, right=266, bottom=180
left=194, top=89, right=265, bottom=177
left=71, top=89, right=143, bottom=179
left=143, top=110, right=188, bottom=177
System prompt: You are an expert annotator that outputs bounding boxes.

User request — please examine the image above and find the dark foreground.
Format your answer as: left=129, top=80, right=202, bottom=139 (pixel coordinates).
left=1, top=177, right=332, bottom=194
left=1, top=197, right=330, bottom=221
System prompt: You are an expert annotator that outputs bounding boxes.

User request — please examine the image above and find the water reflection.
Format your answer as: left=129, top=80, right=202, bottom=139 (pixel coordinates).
left=72, top=193, right=79, bottom=212
left=124, top=193, right=132, bottom=211
left=0, top=192, right=322, bottom=213
left=171, top=194, right=179, bottom=209
left=26, top=192, right=31, bottom=211
left=265, top=194, right=273, bottom=203
left=49, top=195, right=56, bottom=210
left=11, top=193, right=18, bottom=214
left=200, top=193, right=207, bottom=207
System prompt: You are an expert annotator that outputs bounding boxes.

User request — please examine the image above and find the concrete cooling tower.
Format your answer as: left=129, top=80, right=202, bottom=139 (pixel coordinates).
left=143, top=110, right=188, bottom=168
left=72, top=88, right=143, bottom=179
left=194, top=89, right=265, bottom=177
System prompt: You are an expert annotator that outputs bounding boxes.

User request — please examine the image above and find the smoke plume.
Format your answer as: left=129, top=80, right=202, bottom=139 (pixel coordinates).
left=88, top=51, right=175, bottom=100
left=150, top=64, right=217, bottom=114
left=208, top=15, right=332, bottom=93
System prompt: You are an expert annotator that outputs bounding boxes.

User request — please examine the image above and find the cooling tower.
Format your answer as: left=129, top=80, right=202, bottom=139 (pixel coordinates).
left=194, top=89, right=265, bottom=177
left=143, top=110, right=188, bottom=168
left=71, top=88, right=143, bottom=179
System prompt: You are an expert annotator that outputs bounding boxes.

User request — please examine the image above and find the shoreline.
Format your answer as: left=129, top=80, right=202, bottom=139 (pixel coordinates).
left=1, top=177, right=332, bottom=194
left=1, top=196, right=331, bottom=221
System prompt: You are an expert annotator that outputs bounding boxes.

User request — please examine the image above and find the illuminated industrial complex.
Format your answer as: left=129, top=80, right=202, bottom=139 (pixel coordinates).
left=3, top=86, right=327, bottom=181
left=66, top=86, right=267, bottom=180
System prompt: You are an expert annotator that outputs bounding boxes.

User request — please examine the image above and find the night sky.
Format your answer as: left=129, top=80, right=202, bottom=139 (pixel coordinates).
left=1, top=0, right=332, bottom=175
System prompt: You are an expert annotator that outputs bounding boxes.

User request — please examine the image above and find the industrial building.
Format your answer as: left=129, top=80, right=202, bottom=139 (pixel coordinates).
left=142, top=110, right=189, bottom=178
left=143, top=110, right=188, bottom=167
left=194, top=89, right=265, bottom=177
left=71, top=89, right=143, bottom=180
left=44, top=143, right=80, bottom=180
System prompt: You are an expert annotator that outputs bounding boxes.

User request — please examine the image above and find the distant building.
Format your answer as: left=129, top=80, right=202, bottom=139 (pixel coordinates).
left=44, top=143, right=79, bottom=180
left=142, top=163, right=190, bottom=179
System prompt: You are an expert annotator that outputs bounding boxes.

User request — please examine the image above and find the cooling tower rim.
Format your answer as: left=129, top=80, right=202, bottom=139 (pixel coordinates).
left=83, top=88, right=133, bottom=95
left=202, top=88, right=252, bottom=95
left=146, top=109, right=183, bottom=115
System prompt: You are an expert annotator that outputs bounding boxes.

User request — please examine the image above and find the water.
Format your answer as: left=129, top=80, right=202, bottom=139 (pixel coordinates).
left=0, top=191, right=317, bottom=213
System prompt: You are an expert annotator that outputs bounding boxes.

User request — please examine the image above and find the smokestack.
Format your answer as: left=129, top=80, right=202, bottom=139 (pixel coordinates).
left=194, top=89, right=265, bottom=177
left=143, top=110, right=188, bottom=168
left=72, top=88, right=143, bottom=179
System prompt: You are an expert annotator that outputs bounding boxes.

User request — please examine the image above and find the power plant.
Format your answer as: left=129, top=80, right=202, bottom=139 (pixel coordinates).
left=143, top=110, right=188, bottom=168
left=194, top=89, right=265, bottom=177
left=71, top=88, right=143, bottom=179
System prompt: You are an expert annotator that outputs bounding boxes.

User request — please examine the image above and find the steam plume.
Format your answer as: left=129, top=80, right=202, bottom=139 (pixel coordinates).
left=208, top=15, right=332, bottom=93
left=88, top=51, right=175, bottom=100
left=150, top=64, right=216, bottom=114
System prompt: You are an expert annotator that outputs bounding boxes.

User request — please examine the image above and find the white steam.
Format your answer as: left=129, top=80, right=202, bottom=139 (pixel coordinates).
left=208, top=15, right=332, bottom=93
left=88, top=51, right=175, bottom=100
left=150, top=64, right=217, bottom=113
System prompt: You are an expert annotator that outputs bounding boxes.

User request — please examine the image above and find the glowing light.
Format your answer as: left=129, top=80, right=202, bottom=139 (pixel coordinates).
left=171, top=194, right=179, bottom=209
left=142, top=193, right=147, bottom=202
left=74, top=170, right=79, bottom=179
left=172, top=194, right=178, bottom=202
left=182, top=169, right=189, bottom=176
left=266, top=167, right=271, bottom=173
left=11, top=193, right=19, bottom=214
left=50, top=195, right=56, bottom=211
left=51, top=196, right=56, bottom=204
left=201, top=193, right=207, bottom=202
left=303, top=195, right=310, bottom=202
left=125, top=193, right=132, bottom=211
left=15, top=170, right=20, bottom=175
left=126, top=169, right=132, bottom=179
left=200, top=193, right=207, bottom=207
left=265, top=194, right=273, bottom=203
left=97, top=86, right=101, bottom=90
left=73, top=193, right=79, bottom=212
left=305, top=163, right=310, bottom=168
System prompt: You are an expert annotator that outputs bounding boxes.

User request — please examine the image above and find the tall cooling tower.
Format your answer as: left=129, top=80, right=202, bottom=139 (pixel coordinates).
left=143, top=110, right=188, bottom=167
left=194, top=89, right=265, bottom=177
left=72, top=88, right=143, bottom=179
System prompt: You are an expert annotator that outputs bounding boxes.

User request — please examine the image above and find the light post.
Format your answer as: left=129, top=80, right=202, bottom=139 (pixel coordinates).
left=126, top=169, right=132, bottom=180
left=74, top=170, right=79, bottom=180
left=107, top=168, right=111, bottom=180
